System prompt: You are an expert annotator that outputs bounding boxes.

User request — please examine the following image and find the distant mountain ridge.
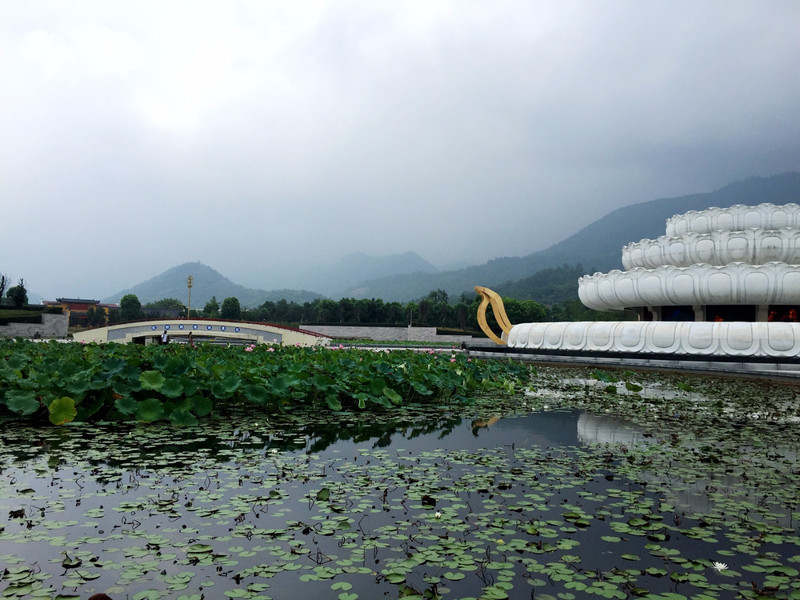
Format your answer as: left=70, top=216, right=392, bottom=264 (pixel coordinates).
left=340, top=172, right=800, bottom=302
left=103, top=251, right=438, bottom=308
left=102, top=173, right=800, bottom=307
left=103, top=262, right=323, bottom=308
left=296, top=251, right=437, bottom=296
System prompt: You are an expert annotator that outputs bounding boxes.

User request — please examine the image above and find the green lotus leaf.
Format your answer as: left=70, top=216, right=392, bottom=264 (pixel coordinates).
left=61, top=556, right=82, bottom=569
left=243, top=384, right=268, bottom=404
left=169, top=409, right=198, bottom=427
left=191, top=394, right=213, bottom=416
left=160, top=377, right=184, bottom=398
left=331, top=582, right=352, bottom=591
left=64, top=373, right=93, bottom=396
left=384, top=572, right=406, bottom=584
left=111, top=379, right=133, bottom=397
left=165, top=395, right=192, bottom=413
left=212, top=373, right=241, bottom=398
left=382, top=387, right=403, bottom=405
left=101, top=356, right=127, bottom=374
left=139, top=370, right=165, bottom=391
left=48, top=396, right=77, bottom=425
left=326, top=395, right=342, bottom=411
left=114, top=395, right=138, bottom=415
left=164, top=356, right=190, bottom=377
left=5, top=390, right=40, bottom=415
left=135, top=397, right=164, bottom=423
left=74, top=569, right=101, bottom=580
left=181, top=375, right=199, bottom=396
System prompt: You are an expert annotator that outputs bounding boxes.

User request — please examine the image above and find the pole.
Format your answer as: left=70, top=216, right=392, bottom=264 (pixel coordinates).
left=187, top=275, right=193, bottom=318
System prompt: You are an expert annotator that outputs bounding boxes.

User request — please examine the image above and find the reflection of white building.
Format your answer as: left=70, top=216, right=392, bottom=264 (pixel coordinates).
left=577, top=413, right=648, bottom=446
left=507, top=204, right=800, bottom=358
left=577, top=412, right=797, bottom=523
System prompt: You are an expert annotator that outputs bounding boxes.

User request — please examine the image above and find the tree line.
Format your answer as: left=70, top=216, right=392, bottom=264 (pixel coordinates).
left=0, top=275, right=28, bottom=308
left=115, top=289, right=551, bottom=332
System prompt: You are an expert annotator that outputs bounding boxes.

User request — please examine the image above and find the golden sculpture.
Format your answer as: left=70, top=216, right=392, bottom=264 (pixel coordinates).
left=474, top=286, right=513, bottom=345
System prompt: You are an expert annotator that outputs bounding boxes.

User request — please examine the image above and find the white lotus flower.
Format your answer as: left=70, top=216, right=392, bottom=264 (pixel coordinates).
left=712, top=561, right=727, bottom=572
left=434, top=511, right=442, bottom=519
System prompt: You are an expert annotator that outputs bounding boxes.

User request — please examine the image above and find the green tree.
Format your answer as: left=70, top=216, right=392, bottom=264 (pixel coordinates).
left=258, top=300, right=275, bottom=322
left=119, top=294, right=142, bottom=322
left=455, top=302, right=469, bottom=330
left=337, top=298, right=353, bottom=323
left=418, top=299, right=431, bottom=325
left=425, top=289, right=449, bottom=304
left=316, top=299, right=340, bottom=324
left=405, top=301, right=418, bottom=326
left=204, top=296, right=220, bottom=317
left=6, top=279, right=28, bottom=308
left=220, top=297, right=241, bottom=320
left=86, top=306, right=107, bottom=327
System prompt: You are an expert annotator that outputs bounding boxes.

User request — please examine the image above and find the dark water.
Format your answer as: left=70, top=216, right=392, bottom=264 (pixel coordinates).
left=1, top=408, right=797, bottom=599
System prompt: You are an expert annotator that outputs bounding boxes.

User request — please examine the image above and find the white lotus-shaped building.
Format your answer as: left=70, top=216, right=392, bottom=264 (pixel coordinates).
left=503, top=203, right=800, bottom=358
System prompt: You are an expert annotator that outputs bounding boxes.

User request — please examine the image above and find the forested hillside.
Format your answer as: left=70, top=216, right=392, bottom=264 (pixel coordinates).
left=104, top=262, right=322, bottom=307
left=341, top=173, right=800, bottom=301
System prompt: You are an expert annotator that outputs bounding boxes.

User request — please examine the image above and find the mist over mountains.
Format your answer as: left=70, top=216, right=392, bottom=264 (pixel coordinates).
left=337, top=173, right=800, bottom=301
left=103, top=172, right=800, bottom=307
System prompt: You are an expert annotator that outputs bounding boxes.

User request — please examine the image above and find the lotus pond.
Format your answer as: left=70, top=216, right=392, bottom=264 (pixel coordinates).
left=1, top=343, right=799, bottom=600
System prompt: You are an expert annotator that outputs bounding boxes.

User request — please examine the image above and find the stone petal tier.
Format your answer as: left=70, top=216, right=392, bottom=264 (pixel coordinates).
left=507, top=320, right=800, bottom=358
left=666, top=202, right=800, bottom=236
left=622, top=228, right=800, bottom=269
left=579, top=262, right=800, bottom=312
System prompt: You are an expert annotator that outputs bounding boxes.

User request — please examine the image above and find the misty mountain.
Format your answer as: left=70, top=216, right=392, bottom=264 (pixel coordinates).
left=297, top=251, right=437, bottom=296
left=103, top=262, right=323, bottom=308
left=340, top=172, right=800, bottom=302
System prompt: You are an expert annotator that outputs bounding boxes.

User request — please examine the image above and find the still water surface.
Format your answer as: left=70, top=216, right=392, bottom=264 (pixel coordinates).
left=1, top=404, right=798, bottom=599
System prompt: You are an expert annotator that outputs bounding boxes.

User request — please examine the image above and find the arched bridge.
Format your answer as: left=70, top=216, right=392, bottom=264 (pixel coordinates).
left=72, top=319, right=330, bottom=347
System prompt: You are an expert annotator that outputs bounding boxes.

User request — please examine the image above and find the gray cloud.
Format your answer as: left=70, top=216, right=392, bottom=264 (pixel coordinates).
left=2, top=1, right=799, bottom=299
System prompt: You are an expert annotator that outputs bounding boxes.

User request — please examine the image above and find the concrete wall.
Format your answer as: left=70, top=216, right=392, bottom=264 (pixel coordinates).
left=0, top=313, right=68, bottom=339
left=301, top=325, right=474, bottom=344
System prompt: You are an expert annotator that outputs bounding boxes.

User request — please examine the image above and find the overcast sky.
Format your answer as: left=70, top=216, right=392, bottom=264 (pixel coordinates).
left=2, top=1, right=799, bottom=300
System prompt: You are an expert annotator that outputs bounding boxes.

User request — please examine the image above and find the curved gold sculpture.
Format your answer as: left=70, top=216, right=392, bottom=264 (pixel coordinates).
left=474, top=286, right=513, bottom=345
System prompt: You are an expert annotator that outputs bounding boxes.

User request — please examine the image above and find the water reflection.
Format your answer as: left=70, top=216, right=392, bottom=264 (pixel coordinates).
left=576, top=413, right=650, bottom=446
left=1, top=404, right=797, bottom=600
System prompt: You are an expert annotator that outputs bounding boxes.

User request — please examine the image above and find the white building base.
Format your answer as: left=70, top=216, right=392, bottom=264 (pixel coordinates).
left=506, top=320, right=800, bottom=358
